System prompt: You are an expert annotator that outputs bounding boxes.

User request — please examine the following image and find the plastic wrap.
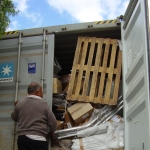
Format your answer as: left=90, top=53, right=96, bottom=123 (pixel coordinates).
left=58, top=139, right=72, bottom=149
left=77, top=122, right=109, bottom=138
left=105, top=122, right=124, bottom=149
left=71, top=122, right=124, bottom=150
left=83, top=109, right=100, bottom=125
left=72, top=133, right=110, bottom=150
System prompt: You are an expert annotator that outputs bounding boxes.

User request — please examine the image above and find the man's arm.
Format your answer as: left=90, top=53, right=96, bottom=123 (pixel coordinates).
left=46, top=103, right=57, bottom=133
left=11, top=103, right=19, bottom=122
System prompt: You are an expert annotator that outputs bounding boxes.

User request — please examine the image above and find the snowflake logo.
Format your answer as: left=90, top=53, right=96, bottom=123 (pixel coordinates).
left=1, top=65, right=12, bottom=76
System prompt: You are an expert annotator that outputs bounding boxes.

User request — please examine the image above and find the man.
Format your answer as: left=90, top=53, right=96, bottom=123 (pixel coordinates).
left=11, top=82, right=57, bottom=150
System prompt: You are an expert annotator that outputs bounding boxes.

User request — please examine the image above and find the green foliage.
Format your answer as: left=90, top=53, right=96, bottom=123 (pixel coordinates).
left=0, top=0, right=18, bottom=38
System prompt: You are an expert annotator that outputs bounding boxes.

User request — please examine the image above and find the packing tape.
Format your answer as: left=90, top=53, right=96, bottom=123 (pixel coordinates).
left=79, top=138, right=84, bottom=150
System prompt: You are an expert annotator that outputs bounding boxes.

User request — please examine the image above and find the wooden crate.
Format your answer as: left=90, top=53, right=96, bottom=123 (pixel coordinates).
left=66, top=36, right=122, bottom=105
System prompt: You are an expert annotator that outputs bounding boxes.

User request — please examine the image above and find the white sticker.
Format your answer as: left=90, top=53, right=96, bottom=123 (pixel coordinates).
left=82, top=113, right=89, bottom=119
left=111, top=115, right=121, bottom=122
left=67, top=122, right=72, bottom=128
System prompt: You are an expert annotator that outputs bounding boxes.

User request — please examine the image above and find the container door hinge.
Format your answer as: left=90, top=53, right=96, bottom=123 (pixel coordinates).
left=88, top=25, right=93, bottom=28
left=62, top=27, right=67, bottom=30
left=116, top=15, right=123, bottom=25
left=15, top=78, right=21, bottom=82
left=41, top=78, right=46, bottom=81
left=143, top=141, right=144, bottom=150
left=12, top=132, right=17, bottom=135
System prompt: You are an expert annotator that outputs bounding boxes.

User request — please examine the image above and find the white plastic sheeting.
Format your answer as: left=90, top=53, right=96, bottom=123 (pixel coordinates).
left=72, top=133, right=109, bottom=150
left=106, top=122, right=124, bottom=149
left=77, top=122, right=109, bottom=138
left=71, top=122, right=124, bottom=150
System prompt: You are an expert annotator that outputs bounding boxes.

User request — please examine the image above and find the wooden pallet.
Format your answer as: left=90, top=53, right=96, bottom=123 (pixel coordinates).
left=66, top=36, right=122, bottom=105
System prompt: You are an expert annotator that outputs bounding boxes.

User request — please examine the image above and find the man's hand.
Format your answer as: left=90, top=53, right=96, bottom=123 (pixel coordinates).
left=14, top=101, right=18, bottom=106
left=46, top=132, right=55, bottom=140
left=50, top=132, right=54, bottom=138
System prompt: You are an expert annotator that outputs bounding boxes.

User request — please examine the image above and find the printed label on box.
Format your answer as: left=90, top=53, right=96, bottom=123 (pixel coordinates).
left=67, top=122, right=72, bottom=128
left=111, top=115, right=121, bottom=122
left=82, top=113, right=89, bottom=120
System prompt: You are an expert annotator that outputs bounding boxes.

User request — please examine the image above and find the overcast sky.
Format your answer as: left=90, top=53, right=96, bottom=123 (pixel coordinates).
left=7, top=0, right=130, bottom=31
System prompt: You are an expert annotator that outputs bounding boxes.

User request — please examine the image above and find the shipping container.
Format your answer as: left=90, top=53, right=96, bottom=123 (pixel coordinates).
left=0, top=0, right=149, bottom=149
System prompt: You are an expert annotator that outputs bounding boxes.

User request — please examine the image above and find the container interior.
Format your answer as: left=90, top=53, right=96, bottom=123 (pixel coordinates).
left=54, top=26, right=123, bottom=116
left=55, top=27, right=121, bottom=75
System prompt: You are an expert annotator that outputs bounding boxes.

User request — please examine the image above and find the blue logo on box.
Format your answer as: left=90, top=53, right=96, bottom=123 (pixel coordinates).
left=28, top=63, right=36, bottom=74
left=0, top=62, right=14, bottom=82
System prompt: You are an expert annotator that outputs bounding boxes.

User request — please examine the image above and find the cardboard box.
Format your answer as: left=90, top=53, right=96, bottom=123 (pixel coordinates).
left=68, top=103, right=94, bottom=124
left=63, top=84, right=69, bottom=92
left=53, top=78, right=62, bottom=94
left=57, top=120, right=64, bottom=130
left=79, top=117, right=90, bottom=126
left=64, top=111, right=75, bottom=128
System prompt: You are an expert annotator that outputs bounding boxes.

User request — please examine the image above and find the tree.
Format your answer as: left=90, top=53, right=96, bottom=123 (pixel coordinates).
left=0, top=0, right=18, bottom=38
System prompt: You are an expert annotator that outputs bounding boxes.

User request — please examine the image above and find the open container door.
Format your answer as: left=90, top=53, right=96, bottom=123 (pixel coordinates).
left=121, top=0, right=150, bottom=149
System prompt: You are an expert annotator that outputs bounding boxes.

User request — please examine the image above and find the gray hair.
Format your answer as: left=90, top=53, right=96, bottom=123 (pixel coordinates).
left=27, top=82, right=41, bottom=94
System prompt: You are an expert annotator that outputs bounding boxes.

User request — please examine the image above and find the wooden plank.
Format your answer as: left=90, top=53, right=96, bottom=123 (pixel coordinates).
left=88, top=38, right=118, bottom=45
left=81, top=37, right=96, bottom=101
left=77, top=95, right=91, bottom=101
left=76, top=65, right=119, bottom=74
left=72, top=73, right=78, bottom=95
left=89, top=38, right=103, bottom=102
left=109, top=50, right=122, bottom=105
left=67, top=37, right=83, bottom=100
left=74, top=37, right=89, bottom=100
left=96, top=38, right=111, bottom=103
left=94, top=73, right=100, bottom=98
left=104, top=39, right=118, bottom=104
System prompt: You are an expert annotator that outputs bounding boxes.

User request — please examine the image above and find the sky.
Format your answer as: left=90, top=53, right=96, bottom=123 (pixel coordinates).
left=7, top=0, right=130, bottom=31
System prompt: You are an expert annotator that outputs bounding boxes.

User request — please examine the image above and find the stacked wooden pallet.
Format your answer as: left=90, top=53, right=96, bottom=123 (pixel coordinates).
left=66, top=36, right=122, bottom=105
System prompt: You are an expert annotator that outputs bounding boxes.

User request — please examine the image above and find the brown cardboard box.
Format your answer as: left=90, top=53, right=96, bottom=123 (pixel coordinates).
left=68, top=103, right=94, bottom=125
left=63, top=84, right=69, bottom=92
left=53, top=78, right=62, bottom=94
left=64, top=111, right=76, bottom=128
left=57, top=120, right=64, bottom=130
left=79, top=117, right=90, bottom=126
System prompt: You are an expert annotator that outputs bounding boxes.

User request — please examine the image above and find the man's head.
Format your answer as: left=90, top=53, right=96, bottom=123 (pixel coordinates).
left=27, top=82, right=43, bottom=98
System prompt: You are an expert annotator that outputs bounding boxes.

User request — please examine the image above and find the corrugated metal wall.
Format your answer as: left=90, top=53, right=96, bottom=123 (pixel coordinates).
left=0, top=34, right=54, bottom=150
